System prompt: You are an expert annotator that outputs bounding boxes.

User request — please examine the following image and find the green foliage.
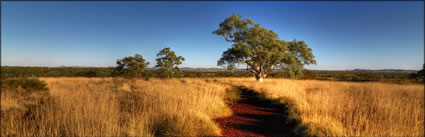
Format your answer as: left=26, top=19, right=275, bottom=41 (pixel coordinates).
left=116, top=54, right=150, bottom=78
left=155, top=48, right=185, bottom=78
left=213, top=14, right=316, bottom=81
left=281, top=64, right=303, bottom=79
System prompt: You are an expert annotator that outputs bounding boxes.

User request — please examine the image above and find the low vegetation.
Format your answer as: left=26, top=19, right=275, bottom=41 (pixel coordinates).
left=1, top=66, right=421, bottom=84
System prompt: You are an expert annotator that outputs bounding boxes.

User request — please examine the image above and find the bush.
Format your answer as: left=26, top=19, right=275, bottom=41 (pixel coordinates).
left=301, top=70, right=316, bottom=79
left=76, top=70, right=98, bottom=77
left=1, top=77, right=51, bottom=124
left=1, top=78, right=49, bottom=92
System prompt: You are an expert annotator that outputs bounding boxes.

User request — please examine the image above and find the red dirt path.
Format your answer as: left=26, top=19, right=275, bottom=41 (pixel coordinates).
left=214, top=89, right=298, bottom=137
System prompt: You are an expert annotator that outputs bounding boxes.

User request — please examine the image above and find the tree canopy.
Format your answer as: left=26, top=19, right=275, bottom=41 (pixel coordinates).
left=213, top=14, right=316, bottom=81
left=155, top=47, right=185, bottom=78
left=116, top=54, right=150, bottom=77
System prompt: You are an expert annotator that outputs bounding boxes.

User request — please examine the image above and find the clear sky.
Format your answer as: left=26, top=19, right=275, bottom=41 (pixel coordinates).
left=2, top=1, right=424, bottom=70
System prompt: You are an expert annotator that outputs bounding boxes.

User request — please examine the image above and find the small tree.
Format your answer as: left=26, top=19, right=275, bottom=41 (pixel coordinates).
left=116, top=54, right=150, bottom=77
left=213, top=14, right=316, bottom=82
left=155, top=47, right=185, bottom=78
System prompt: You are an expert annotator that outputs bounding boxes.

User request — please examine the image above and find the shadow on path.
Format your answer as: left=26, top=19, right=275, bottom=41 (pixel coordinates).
left=214, top=87, right=299, bottom=137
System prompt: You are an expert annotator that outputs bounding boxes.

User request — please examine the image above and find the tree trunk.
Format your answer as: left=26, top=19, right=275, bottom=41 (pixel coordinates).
left=254, top=73, right=265, bottom=82
left=258, top=77, right=264, bottom=82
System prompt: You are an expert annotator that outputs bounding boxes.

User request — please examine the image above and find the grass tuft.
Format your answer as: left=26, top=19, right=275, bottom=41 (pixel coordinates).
left=223, top=86, right=242, bottom=104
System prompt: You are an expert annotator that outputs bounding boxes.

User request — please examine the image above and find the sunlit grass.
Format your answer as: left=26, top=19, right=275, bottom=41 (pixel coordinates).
left=2, top=77, right=423, bottom=136
left=220, top=78, right=424, bottom=136
left=1, top=77, right=232, bottom=136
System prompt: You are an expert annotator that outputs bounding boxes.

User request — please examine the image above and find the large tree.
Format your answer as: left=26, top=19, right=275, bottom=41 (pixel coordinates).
left=213, top=14, right=316, bottom=82
left=116, top=54, right=150, bottom=77
left=155, top=47, right=185, bottom=78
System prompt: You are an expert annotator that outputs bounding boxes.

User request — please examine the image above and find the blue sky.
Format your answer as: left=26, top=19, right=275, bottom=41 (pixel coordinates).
left=2, top=1, right=424, bottom=70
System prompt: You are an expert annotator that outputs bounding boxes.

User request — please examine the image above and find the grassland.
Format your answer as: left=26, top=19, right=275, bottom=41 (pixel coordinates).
left=222, top=78, right=424, bottom=136
left=1, top=77, right=233, bottom=136
left=1, top=77, right=423, bottom=136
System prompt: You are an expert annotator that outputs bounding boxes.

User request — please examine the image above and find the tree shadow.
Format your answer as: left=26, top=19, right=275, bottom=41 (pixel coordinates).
left=216, top=86, right=299, bottom=137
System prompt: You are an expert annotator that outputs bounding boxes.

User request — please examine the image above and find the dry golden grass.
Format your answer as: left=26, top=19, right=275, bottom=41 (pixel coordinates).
left=218, top=78, right=424, bottom=136
left=2, top=77, right=423, bottom=137
left=1, top=77, right=232, bottom=136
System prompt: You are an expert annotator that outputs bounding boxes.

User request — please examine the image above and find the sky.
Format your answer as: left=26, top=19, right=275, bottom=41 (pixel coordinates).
left=2, top=1, right=424, bottom=70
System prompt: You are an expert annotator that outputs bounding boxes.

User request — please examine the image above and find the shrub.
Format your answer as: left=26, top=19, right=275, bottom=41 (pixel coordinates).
left=301, top=70, right=316, bottom=79
left=76, top=70, right=98, bottom=77
left=1, top=77, right=51, bottom=128
left=1, top=78, right=49, bottom=92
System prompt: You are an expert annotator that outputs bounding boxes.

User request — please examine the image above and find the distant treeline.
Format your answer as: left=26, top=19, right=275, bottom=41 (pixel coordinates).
left=1, top=66, right=421, bottom=83
left=1, top=66, right=116, bottom=77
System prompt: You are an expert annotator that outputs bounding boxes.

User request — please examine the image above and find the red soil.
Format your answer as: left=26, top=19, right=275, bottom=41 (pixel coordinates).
left=214, top=90, right=297, bottom=137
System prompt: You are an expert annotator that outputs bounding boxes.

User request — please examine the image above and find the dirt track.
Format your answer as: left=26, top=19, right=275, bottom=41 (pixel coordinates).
left=214, top=88, right=298, bottom=137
